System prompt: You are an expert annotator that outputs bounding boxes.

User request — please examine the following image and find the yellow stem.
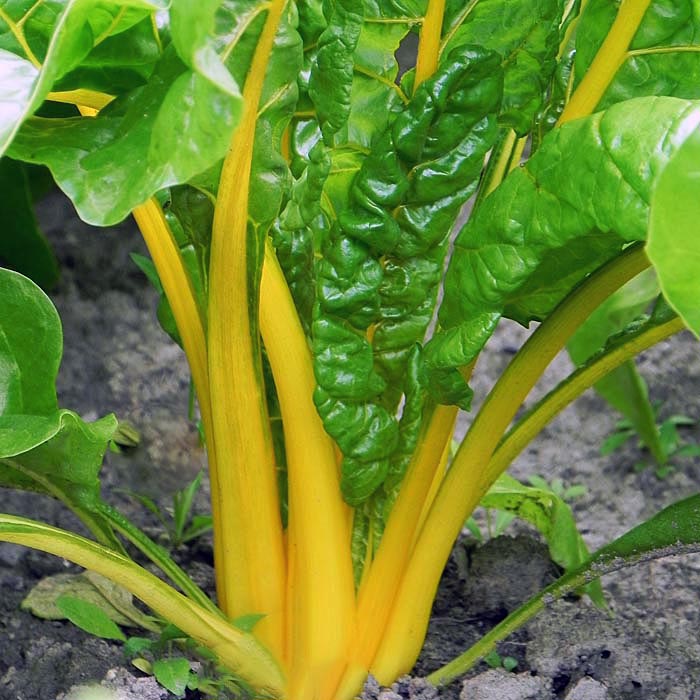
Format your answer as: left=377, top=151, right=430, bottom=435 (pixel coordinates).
left=334, top=404, right=457, bottom=700
left=414, top=0, right=446, bottom=91
left=487, top=316, right=684, bottom=484
left=260, top=242, right=355, bottom=700
left=557, top=0, right=652, bottom=124
left=130, top=200, right=226, bottom=608
left=415, top=415, right=455, bottom=537
left=0, top=515, right=286, bottom=698
left=207, top=0, right=287, bottom=659
left=48, top=89, right=115, bottom=110
left=482, top=129, right=517, bottom=200
left=371, top=245, right=650, bottom=682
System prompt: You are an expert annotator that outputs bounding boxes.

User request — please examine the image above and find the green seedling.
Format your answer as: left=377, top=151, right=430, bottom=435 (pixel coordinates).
left=483, top=650, right=518, bottom=673
left=2, top=2, right=700, bottom=699
left=125, top=472, right=213, bottom=549
left=602, top=408, right=700, bottom=478
left=526, top=476, right=588, bottom=503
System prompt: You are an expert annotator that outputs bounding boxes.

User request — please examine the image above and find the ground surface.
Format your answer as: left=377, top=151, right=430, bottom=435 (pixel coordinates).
left=1, top=192, right=699, bottom=700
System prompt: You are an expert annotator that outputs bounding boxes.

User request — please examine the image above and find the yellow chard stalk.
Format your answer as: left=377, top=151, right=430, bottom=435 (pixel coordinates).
left=207, top=0, right=289, bottom=659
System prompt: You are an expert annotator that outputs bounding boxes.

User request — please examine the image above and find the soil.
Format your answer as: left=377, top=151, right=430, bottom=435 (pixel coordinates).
left=1, top=190, right=700, bottom=700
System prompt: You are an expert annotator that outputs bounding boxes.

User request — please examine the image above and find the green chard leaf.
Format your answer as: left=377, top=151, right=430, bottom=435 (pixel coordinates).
left=272, top=143, right=331, bottom=334
left=313, top=47, right=503, bottom=505
left=0, top=0, right=166, bottom=157
left=574, top=0, right=700, bottom=110
left=8, top=41, right=243, bottom=226
left=54, top=13, right=162, bottom=95
left=308, top=0, right=364, bottom=143
left=293, top=0, right=422, bottom=173
left=0, top=267, right=119, bottom=548
left=425, top=97, right=700, bottom=398
left=648, top=125, right=700, bottom=335
left=442, top=0, right=564, bottom=134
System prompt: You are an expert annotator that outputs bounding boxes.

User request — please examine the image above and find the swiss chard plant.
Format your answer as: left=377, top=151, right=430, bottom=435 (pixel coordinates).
left=2, top=0, right=700, bottom=698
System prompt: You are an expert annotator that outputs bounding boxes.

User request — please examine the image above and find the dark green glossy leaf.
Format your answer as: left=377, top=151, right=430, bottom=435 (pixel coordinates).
left=313, top=47, right=502, bottom=504
left=0, top=158, right=59, bottom=289
left=309, top=0, right=363, bottom=143
left=428, top=97, right=700, bottom=386
left=648, top=124, right=700, bottom=336
left=443, top=0, right=564, bottom=134
left=575, top=0, right=700, bottom=110
left=272, top=144, right=330, bottom=333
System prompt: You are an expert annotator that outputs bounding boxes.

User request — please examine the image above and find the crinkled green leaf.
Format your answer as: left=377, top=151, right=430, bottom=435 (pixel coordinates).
left=428, top=97, right=700, bottom=387
left=0, top=0, right=166, bottom=158
left=342, top=17, right=411, bottom=149
left=313, top=47, right=502, bottom=504
left=0, top=158, right=59, bottom=290
left=575, top=0, right=700, bottom=111
left=442, top=0, right=563, bottom=134
left=309, top=0, right=363, bottom=143
left=272, top=144, right=330, bottom=333
left=648, top=125, right=700, bottom=336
